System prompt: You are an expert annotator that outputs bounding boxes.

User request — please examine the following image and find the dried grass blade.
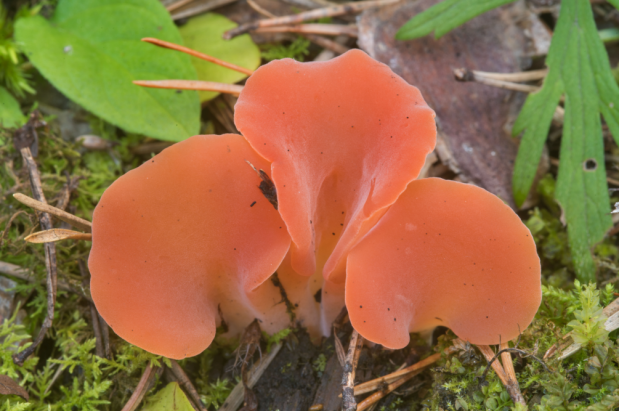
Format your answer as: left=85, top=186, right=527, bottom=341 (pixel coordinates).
left=25, top=228, right=92, bottom=243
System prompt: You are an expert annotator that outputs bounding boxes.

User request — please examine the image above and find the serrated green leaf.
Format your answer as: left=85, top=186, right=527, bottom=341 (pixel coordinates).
left=512, top=0, right=616, bottom=282
left=179, top=13, right=260, bottom=102
left=141, top=382, right=194, bottom=411
left=14, top=0, right=200, bottom=142
left=395, top=0, right=516, bottom=40
left=0, top=86, right=25, bottom=128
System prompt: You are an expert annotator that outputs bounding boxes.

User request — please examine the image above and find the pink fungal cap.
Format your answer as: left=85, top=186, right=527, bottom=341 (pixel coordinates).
left=235, top=50, right=436, bottom=332
left=89, top=134, right=291, bottom=359
left=346, top=178, right=542, bottom=348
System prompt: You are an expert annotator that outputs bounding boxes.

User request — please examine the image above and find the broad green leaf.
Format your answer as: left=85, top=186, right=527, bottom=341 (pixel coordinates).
left=512, top=0, right=616, bottom=282
left=141, top=382, right=194, bottom=411
left=395, top=0, right=516, bottom=40
left=179, top=13, right=260, bottom=102
left=15, top=0, right=200, bottom=142
left=0, top=86, right=25, bottom=128
left=608, top=0, right=618, bottom=9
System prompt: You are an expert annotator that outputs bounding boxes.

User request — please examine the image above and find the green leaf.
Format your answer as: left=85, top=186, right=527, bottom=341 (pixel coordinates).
left=179, top=13, right=260, bottom=102
left=607, top=0, right=618, bottom=9
left=141, top=382, right=195, bottom=411
left=14, top=0, right=200, bottom=142
left=0, top=86, right=25, bottom=128
left=512, top=0, right=616, bottom=282
left=395, top=0, right=517, bottom=40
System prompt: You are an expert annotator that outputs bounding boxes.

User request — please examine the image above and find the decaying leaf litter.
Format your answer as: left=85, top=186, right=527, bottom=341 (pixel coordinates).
left=0, top=0, right=618, bottom=410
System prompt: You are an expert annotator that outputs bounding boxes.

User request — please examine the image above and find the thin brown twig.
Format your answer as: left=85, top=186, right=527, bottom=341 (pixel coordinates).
left=454, top=68, right=540, bottom=93
left=166, top=0, right=195, bottom=12
left=255, top=24, right=358, bottom=37
left=170, top=0, right=238, bottom=20
left=244, top=1, right=350, bottom=55
left=342, top=330, right=363, bottom=411
left=53, top=175, right=80, bottom=212
left=481, top=347, right=550, bottom=379
left=79, top=260, right=104, bottom=358
left=13, top=193, right=92, bottom=232
left=133, top=80, right=244, bottom=96
left=0, top=260, right=90, bottom=300
left=477, top=345, right=508, bottom=386
left=247, top=0, right=276, bottom=17
left=98, top=313, right=111, bottom=359
left=353, top=346, right=457, bottom=396
left=465, top=68, right=548, bottom=82
left=356, top=372, right=416, bottom=411
left=223, top=0, right=399, bottom=39
left=477, top=344, right=543, bottom=405
left=13, top=145, right=57, bottom=366
left=168, top=360, right=207, bottom=411
left=218, top=343, right=283, bottom=411
left=142, top=38, right=254, bottom=76
left=120, top=364, right=159, bottom=411
left=24, top=228, right=92, bottom=243
left=303, top=34, right=349, bottom=54
left=500, top=342, right=526, bottom=406
left=0, top=210, right=27, bottom=247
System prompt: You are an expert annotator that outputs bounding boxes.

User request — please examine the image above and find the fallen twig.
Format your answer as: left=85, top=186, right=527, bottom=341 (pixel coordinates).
left=353, top=347, right=455, bottom=396
left=356, top=371, right=416, bottom=411
left=304, top=33, right=349, bottom=55
left=24, top=228, right=92, bottom=243
left=455, top=68, right=548, bottom=83
left=477, top=345, right=509, bottom=386
left=254, top=24, right=358, bottom=37
left=13, top=193, right=92, bottom=232
left=244, top=1, right=350, bottom=56
left=79, top=260, right=104, bottom=358
left=168, top=360, right=207, bottom=411
left=246, top=0, right=276, bottom=17
left=170, top=0, right=238, bottom=20
left=133, top=80, right=244, bottom=96
left=12, top=116, right=58, bottom=366
left=0, top=210, right=27, bottom=247
left=53, top=175, right=81, bottom=212
left=218, top=343, right=283, bottom=411
left=98, top=313, right=111, bottom=359
left=342, top=330, right=363, bottom=411
left=120, top=364, right=160, bottom=411
left=499, top=342, right=526, bottom=406
left=478, top=344, right=549, bottom=405
left=142, top=38, right=254, bottom=76
left=223, top=0, right=399, bottom=39
left=166, top=0, right=194, bottom=12
left=551, top=297, right=620, bottom=360
left=0, top=260, right=90, bottom=300
left=454, top=68, right=540, bottom=93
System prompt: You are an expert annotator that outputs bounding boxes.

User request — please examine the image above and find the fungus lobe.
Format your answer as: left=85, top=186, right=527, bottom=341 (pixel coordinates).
left=89, top=134, right=291, bottom=359
left=235, top=50, right=436, bottom=334
left=346, top=178, right=541, bottom=348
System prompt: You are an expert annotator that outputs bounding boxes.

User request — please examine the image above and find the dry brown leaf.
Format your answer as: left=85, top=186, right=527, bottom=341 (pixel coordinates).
left=0, top=375, right=29, bottom=400
left=358, top=0, right=549, bottom=208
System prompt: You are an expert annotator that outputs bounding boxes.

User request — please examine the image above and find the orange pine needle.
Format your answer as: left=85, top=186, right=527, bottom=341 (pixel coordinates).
left=133, top=80, right=244, bottom=96
left=142, top=37, right=254, bottom=76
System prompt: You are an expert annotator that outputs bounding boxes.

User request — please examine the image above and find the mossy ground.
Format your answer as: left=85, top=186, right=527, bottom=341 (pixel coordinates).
left=0, top=4, right=618, bottom=408
left=0, top=97, right=617, bottom=410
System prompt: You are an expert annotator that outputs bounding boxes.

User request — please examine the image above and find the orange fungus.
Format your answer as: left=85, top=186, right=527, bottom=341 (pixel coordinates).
left=89, top=135, right=291, bottom=359
left=346, top=178, right=541, bottom=348
left=235, top=50, right=436, bottom=334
